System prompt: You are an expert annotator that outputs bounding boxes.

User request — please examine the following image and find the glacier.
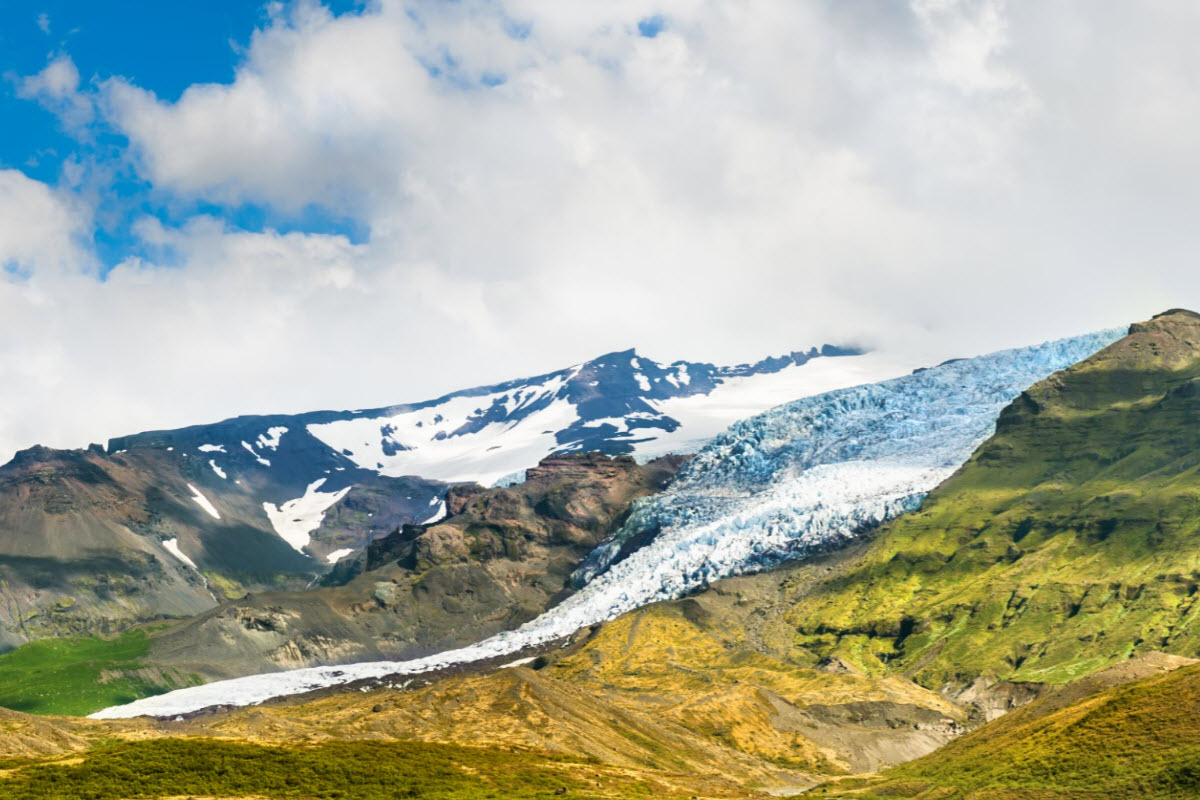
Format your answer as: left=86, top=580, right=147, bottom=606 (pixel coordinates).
left=301, top=347, right=908, bottom=486
left=91, top=328, right=1123, bottom=720
left=104, top=343, right=900, bottom=565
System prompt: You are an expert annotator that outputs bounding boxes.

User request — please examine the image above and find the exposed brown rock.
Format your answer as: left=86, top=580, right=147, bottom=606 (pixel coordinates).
left=138, top=452, right=687, bottom=684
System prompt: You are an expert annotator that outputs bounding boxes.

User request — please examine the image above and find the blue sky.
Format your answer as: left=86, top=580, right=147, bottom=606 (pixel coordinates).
left=0, top=1, right=365, bottom=268
left=0, top=1, right=668, bottom=272
left=1, top=2, right=276, bottom=181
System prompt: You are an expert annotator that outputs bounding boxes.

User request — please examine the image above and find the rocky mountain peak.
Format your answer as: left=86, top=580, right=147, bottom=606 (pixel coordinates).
left=1013, top=309, right=1200, bottom=419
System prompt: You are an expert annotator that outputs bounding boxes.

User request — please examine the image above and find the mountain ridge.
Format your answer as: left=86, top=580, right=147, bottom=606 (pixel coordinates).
left=6, top=314, right=1200, bottom=799
left=90, top=328, right=1120, bottom=719
left=0, top=343, right=883, bottom=651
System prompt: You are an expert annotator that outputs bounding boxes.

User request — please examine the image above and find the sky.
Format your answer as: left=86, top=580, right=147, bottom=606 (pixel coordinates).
left=0, top=0, right=1198, bottom=462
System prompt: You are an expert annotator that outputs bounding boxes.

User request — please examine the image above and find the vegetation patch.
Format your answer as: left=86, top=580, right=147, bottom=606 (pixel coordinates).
left=0, top=738, right=701, bottom=799
left=0, top=630, right=189, bottom=716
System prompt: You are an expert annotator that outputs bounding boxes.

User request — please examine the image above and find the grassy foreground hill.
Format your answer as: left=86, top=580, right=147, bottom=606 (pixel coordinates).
left=0, top=735, right=757, bottom=799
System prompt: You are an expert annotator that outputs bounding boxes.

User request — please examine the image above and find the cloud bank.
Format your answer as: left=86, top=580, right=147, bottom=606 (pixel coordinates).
left=1, top=0, right=1198, bottom=461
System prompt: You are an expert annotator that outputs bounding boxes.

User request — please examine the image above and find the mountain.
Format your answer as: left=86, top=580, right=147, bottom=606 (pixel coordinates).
left=0, top=442, right=446, bottom=650
left=106, top=343, right=877, bottom=489
left=0, top=453, right=682, bottom=715
left=92, top=328, right=1120, bottom=718
left=142, top=454, right=685, bottom=690
left=88, top=308, right=1200, bottom=792
left=0, top=343, right=878, bottom=649
left=9, top=312, right=1200, bottom=799
left=773, top=308, right=1200, bottom=689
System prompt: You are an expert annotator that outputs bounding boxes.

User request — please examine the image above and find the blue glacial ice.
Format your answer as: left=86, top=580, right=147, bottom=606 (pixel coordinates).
left=92, top=328, right=1123, bottom=719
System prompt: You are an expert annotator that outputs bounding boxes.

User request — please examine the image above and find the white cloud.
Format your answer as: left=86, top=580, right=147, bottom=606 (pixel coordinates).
left=0, top=213, right=512, bottom=461
left=0, top=169, right=90, bottom=274
left=17, top=55, right=95, bottom=131
left=100, top=0, right=950, bottom=352
left=911, top=0, right=1022, bottom=94
left=2, top=0, right=1200, bottom=462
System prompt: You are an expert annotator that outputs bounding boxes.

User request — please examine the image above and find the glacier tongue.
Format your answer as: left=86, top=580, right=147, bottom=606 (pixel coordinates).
left=91, top=328, right=1123, bottom=720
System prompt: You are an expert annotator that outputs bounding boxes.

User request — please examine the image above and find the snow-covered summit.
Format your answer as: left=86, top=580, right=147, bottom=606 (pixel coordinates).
left=301, top=344, right=885, bottom=485
left=92, top=328, right=1123, bottom=720
left=96, top=343, right=895, bottom=563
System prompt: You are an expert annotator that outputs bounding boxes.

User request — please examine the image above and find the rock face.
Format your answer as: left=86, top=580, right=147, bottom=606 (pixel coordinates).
left=359, top=453, right=686, bottom=579
left=0, top=442, right=444, bottom=649
left=133, top=453, right=686, bottom=685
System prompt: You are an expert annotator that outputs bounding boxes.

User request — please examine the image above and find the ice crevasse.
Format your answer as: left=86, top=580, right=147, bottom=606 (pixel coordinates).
left=92, top=328, right=1124, bottom=719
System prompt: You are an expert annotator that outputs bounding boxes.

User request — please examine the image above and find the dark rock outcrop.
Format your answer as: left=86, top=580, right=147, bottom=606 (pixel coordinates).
left=138, top=452, right=688, bottom=683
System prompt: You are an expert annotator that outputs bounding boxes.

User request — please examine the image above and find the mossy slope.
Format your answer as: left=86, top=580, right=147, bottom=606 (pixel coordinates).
left=783, top=309, right=1200, bottom=688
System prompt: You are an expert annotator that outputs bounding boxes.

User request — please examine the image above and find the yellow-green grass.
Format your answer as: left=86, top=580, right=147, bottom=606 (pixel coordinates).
left=0, top=737, right=739, bottom=800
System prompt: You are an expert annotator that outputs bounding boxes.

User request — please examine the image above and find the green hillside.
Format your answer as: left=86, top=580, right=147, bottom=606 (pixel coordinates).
left=0, top=630, right=198, bottom=716
left=782, top=309, right=1200, bottom=687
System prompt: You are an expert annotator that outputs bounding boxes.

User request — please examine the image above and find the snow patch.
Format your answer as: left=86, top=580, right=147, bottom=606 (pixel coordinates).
left=256, top=427, right=288, bottom=451
left=421, top=499, right=447, bottom=525
left=198, top=444, right=225, bottom=453
left=499, top=656, right=537, bottom=669
left=307, top=385, right=579, bottom=485
left=241, top=441, right=270, bottom=467
left=262, top=479, right=351, bottom=553
left=187, top=484, right=220, bottom=520
left=162, top=538, right=198, bottom=570
left=209, top=460, right=226, bottom=480
left=325, top=548, right=355, bottom=564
